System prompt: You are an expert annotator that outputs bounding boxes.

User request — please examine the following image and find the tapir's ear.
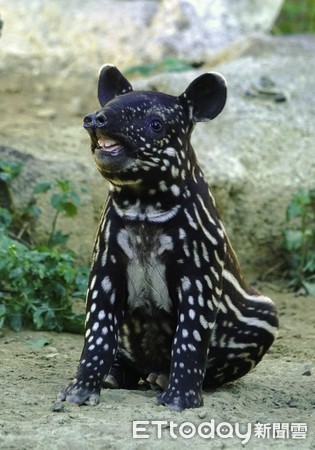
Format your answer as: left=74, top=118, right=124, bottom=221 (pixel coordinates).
left=179, top=72, right=227, bottom=122
left=98, top=64, right=133, bottom=106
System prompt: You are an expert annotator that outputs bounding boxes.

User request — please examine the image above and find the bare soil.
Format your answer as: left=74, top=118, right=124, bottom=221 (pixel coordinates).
left=0, top=288, right=314, bottom=450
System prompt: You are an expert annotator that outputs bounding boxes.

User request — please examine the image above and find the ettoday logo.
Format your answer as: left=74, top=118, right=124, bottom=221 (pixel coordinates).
left=133, top=420, right=252, bottom=444
left=132, top=420, right=308, bottom=443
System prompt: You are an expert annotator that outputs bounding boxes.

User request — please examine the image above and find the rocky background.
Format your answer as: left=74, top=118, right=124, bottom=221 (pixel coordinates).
left=0, top=0, right=314, bottom=273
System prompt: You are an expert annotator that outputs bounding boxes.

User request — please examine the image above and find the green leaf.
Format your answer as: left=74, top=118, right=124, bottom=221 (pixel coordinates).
left=50, top=193, right=64, bottom=212
left=69, top=190, right=80, bottom=207
left=286, top=188, right=313, bottom=221
left=9, top=313, right=22, bottom=332
left=286, top=201, right=303, bottom=220
left=124, top=58, right=193, bottom=77
left=27, top=204, right=41, bottom=218
left=50, top=194, right=79, bottom=216
left=124, top=62, right=157, bottom=76
left=62, top=201, right=78, bottom=217
left=0, top=160, right=23, bottom=180
left=0, top=304, right=6, bottom=329
left=74, top=267, right=89, bottom=297
left=304, top=254, right=315, bottom=273
left=62, top=313, right=85, bottom=334
left=162, top=57, right=193, bottom=73
left=302, top=281, right=315, bottom=296
left=0, top=208, right=12, bottom=229
left=33, top=182, right=53, bottom=194
left=0, top=172, right=12, bottom=183
left=57, top=179, right=71, bottom=193
left=33, top=308, right=44, bottom=330
left=283, top=229, right=303, bottom=251
left=49, top=230, right=69, bottom=247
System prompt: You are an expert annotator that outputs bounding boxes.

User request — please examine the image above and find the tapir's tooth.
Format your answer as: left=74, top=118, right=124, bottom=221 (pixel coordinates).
left=97, top=137, right=119, bottom=148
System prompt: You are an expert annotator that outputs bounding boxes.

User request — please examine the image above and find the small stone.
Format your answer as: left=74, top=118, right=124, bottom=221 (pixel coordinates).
left=51, top=400, right=65, bottom=412
left=45, top=353, right=59, bottom=359
left=301, top=363, right=312, bottom=376
left=274, top=92, right=287, bottom=103
left=198, top=410, right=207, bottom=419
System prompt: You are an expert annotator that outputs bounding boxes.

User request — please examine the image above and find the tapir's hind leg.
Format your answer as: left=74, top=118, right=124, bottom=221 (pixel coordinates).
left=103, top=351, right=141, bottom=389
left=204, top=293, right=279, bottom=387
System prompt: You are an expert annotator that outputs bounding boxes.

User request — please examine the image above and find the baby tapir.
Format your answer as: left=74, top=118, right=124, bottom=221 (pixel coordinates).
left=57, top=65, right=279, bottom=411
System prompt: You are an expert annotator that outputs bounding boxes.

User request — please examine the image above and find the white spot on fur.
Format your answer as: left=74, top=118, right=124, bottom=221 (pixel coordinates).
left=90, top=275, right=97, bottom=290
left=182, top=276, right=191, bottom=291
left=92, top=322, right=99, bottom=332
left=193, top=330, right=201, bottom=341
left=101, top=276, right=112, bottom=293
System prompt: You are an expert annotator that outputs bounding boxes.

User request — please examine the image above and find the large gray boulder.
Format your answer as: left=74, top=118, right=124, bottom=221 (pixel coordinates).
left=0, top=0, right=283, bottom=69
left=145, top=0, right=284, bottom=62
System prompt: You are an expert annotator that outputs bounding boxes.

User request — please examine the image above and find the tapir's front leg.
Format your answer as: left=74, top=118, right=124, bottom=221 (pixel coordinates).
left=58, top=213, right=126, bottom=405
left=157, top=257, right=223, bottom=411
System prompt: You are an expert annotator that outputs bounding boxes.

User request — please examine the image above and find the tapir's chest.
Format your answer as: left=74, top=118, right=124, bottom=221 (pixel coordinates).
left=115, top=224, right=176, bottom=370
left=116, top=224, right=173, bottom=312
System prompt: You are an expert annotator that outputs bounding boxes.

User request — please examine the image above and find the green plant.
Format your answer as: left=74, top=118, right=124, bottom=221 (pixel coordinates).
left=0, top=159, right=84, bottom=247
left=0, top=227, right=87, bottom=332
left=0, top=159, right=23, bottom=211
left=124, top=57, right=199, bottom=77
left=0, top=161, right=89, bottom=332
left=273, top=0, right=315, bottom=34
left=34, top=179, right=81, bottom=247
left=283, top=188, right=315, bottom=295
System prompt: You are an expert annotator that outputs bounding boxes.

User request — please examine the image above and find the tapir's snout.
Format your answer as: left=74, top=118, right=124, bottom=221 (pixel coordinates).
left=83, top=111, right=108, bottom=130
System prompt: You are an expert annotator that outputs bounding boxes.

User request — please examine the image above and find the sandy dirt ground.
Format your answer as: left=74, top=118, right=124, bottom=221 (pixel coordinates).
left=0, top=287, right=314, bottom=450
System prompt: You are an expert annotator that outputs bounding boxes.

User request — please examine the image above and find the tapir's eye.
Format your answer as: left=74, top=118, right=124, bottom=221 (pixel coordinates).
left=150, top=119, right=163, bottom=132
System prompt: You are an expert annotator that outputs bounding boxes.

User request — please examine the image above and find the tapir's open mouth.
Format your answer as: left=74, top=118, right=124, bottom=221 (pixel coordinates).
left=96, top=135, right=124, bottom=156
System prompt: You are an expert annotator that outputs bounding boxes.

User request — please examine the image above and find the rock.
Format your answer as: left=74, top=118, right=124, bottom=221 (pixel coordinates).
left=301, top=363, right=312, bottom=376
left=198, top=410, right=207, bottom=419
left=0, top=0, right=283, bottom=73
left=51, top=400, right=65, bottom=412
left=145, top=0, right=284, bottom=63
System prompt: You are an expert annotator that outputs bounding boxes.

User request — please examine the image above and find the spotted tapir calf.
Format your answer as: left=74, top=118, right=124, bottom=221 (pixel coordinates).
left=57, top=65, right=279, bottom=411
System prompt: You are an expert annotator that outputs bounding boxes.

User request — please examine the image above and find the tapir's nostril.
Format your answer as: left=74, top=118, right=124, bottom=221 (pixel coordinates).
left=95, top=113, right=107, bottom=127
left=83, top=112, right=107, bottom=129
left=83, top=114, right=95, bottom=129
